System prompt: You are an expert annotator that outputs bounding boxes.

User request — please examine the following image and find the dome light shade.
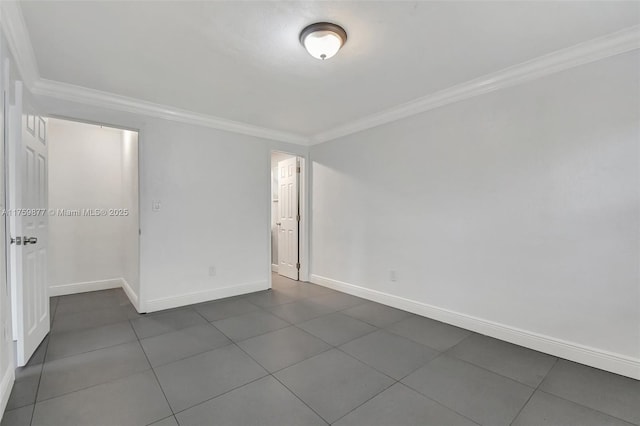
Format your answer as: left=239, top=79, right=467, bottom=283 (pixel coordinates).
left=300, top=22, right=347, bottom=60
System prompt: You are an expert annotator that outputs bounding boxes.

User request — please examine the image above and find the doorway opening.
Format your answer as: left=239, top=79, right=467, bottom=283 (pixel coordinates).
left=270, top=151, right=307, bottom=284
left=5, top=113, right=141, bottom=367
left=46, top=118, right=140, bottom=304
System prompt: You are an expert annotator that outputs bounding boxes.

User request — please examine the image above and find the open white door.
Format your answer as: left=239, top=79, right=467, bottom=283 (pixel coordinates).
left=277, top=157, right=299, bottom=280
left=8, top=81, right=49, bottom=367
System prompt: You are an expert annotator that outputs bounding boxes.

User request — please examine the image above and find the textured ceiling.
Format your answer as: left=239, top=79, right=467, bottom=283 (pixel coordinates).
left=20, top=1, right=640, bottom=136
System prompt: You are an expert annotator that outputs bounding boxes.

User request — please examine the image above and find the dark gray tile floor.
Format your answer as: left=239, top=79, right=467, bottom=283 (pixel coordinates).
left=2, top=274, right=639, bottom=426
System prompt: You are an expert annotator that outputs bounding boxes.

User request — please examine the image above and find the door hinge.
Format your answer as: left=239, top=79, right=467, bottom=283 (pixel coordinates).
left=296, top=166, right=301, bottom=173
left=296, top=214, right=300, bottom=222
left=296, top=262, right=300, bottom=270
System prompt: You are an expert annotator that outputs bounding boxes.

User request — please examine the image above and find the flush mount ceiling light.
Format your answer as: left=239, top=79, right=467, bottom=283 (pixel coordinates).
left=299, top=22, right=347, bottom=60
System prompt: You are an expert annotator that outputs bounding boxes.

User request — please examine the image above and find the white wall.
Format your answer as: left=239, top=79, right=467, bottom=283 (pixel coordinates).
left=271, top=151, right=295, bottom=267
left=310, top=51, right=640, bottom=378
left=121, top=130, right=139, bottom=303
left=0, top=31, right=308, bottom=417
left=47, top=119, right=139, bottom=303
left=35, top=96, right=309, bottom=312
left=138, top=120, right=272, bottom=310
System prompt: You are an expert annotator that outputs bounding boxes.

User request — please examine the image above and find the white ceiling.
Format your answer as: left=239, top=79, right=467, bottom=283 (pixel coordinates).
left=19, top=1, right=640, bottom=138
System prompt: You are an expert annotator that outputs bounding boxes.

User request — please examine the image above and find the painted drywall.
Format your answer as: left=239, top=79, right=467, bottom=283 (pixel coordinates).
left=121, top=130, right=139, bottom=303
left=271, top=151, right=295, bottom=268
left=47, top=119, right=139, bottom=301
left=310, top=51, right=640, bottom=376
left=35, top=95, right=309, bottom=312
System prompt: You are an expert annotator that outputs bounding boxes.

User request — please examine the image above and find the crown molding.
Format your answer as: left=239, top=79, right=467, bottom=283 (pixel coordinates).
left=1, top=1, right=309, bottom=144
left=31, top=79, right=310, bottom=144
left=3, top=0, right=638, bottom=146
left=0, top=0, right=40, bottom=88
left=310, top=25, right=640, bottom=144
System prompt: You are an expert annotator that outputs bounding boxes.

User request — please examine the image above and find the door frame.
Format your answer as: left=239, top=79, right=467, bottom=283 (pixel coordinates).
left=269, top=150, right=308, bottom=286
left=1, top=52, right=16, bottom=417
left=43, top=114, right=143, bottom=312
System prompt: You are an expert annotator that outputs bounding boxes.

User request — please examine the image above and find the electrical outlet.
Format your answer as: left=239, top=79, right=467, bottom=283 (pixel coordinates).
left=152, top=200, right=161, bottom=212
left=389, top=270, right=397, bottom=282
left=209, top=266, right=216, bottom=277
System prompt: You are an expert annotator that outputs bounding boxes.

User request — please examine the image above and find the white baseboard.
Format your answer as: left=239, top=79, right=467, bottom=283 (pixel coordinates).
left=49, top=278, right=142, bottom=313
left=271, top=264, right=278, bottom=273
left=120, top=278, right=140, bottom=313
left=0, top=364, right=15, bottom=421
left=310, top=274, right=640, bottom=380
left=48, top=278, right=123, bottom=297
left=144, top=280, right=269, bottom=313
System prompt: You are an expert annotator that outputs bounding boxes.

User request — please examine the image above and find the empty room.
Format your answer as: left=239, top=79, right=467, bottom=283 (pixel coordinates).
left=0, top=1, right=638, bottom=425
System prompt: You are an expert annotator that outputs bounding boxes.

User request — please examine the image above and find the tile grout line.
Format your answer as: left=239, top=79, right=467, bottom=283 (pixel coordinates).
left=191, top=285, right=473, bottom=424
left=195, top=305, right=298, bottom=374
left=129, top=320, right=177, bottom=419
left=343, top=352, right=463, bottom=423
left=30, top=357, right=155, bottom=405
left=144, top=414, right=178, bottom=426
left=524, top=358, right=637, bottom=426
left=142, top=340, right=235, bottom=370
left=169, top=373, right=268, bottom=419
left=397, top=351, right=501, bottom=426
left=290, top=321, right=380, bottom=348
left=27, top=337, right=49, bottom=426
left=190, top=306, right=330, bottom=424
left=48, top=305, right=138, bottom=337
left=14, top=293, right=126, bottom=421
left=289, top=337, right=406, bottom=424
left=507, top=386, right=538, bottom=425
left=26, top=325, right=425, bottom=424
left=48, top=289, right=129, bottom=321
left=508, top=357, right=560, bottom=426
left=13, top=296, right=306, bottom=423
left=15, top=286, right=355, bottom=422
left=536, top=357, right=560, bottom=391
left=28, top=281, right=636, bottom=426
left=441, top=330, right=477, bottom=354
left=533, top=389, right=638, bottom=426
left=294, top=275, right=640, bottom=423
left=436, top=347, right=546, bottom=390
left=208, top=316, right=293, bottom=342
left=228, top=338, right=331, bottom=426
left=193, top=300, right=264, bottom=320
left=332, top=344, right=407, bottom=383
left=393, top=383, right=483, bottom=426
left=269, top=374, right=331, bottom=425
left=41, top=321, right=139, bottom=363
left=323, top=313, right=470, bottom=424
left=327, top=378, right=397, bottom=425
left=191, top=304, right=291, bottom=341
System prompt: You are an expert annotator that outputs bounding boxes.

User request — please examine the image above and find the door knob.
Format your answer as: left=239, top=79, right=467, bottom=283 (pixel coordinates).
left=276, top=222, right=282, bottom=226
left=23, top=237, right=37, bottom=245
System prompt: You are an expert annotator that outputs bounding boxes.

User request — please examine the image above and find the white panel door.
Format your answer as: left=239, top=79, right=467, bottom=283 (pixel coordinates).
left=8, top=82, right=49, bottom=366
left=277, top=157, right=299, bottom=280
